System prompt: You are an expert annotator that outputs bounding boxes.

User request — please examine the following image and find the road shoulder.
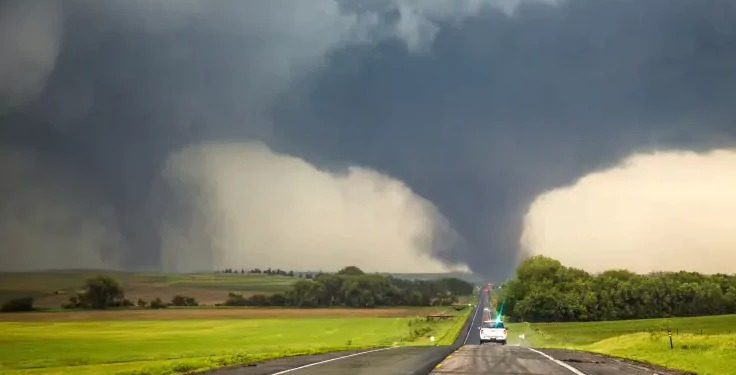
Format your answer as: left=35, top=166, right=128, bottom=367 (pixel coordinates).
left=203, top=349, right=378, bottom=375
left=537, top=348, right=698, bottom=375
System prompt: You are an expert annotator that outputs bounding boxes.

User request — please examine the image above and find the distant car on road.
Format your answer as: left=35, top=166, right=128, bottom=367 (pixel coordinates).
left=479, top=320, right=507, bottom=345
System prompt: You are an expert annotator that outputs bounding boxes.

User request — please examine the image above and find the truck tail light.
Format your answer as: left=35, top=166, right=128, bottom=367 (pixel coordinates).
left=503, top=329, right=507, bottom=335
left=480, top=329, right=484, bottom=335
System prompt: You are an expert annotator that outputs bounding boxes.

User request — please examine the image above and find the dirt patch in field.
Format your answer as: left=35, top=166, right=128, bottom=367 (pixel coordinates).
left=10, top=286, right=286, bottom=310
left=0, top=307, right=450, bottom=322
left=124, top=286, right=234, bottom=305
left=0, top=272, right=297, bottom=308
left=27, top=286, right=234, bottom=308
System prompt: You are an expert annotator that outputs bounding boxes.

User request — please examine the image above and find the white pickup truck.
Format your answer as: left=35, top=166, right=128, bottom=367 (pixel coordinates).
left=479, top=320, right=507, bottom=345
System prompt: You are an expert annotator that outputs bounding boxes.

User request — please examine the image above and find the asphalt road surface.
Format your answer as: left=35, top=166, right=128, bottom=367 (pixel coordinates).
left=208, top=292, right=689, bottom=375
left=427, top=345, right=691, bottom=375
left=210, top=346, right=457, bottom=375
left=210, top=293, right=486, bottom=375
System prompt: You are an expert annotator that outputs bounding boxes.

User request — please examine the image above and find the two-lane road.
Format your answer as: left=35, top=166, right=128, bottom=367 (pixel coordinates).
left=209, top=291, right=687, bottom=375
left=458, top=292, right=486, bottom=346
left=430, top=345, right=581, bottom=375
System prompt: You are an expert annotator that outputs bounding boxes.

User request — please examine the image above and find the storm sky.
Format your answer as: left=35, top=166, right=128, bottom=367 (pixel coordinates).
left=1, top=0, right=735, bottom=277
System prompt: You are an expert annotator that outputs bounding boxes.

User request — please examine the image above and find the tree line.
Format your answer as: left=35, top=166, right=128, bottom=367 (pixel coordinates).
left=220, top=268, right=325, bottom=278
left=224, top=266, right=475, bottom=308
left=500, top=255, right=736, bottom=322
left=60, top=276, right=199, bottom=310
left=221, top=268, right=296, bottom=276
left=0, top=276, right=196, bottom=312
left=1, top=267, right=474, bottom=312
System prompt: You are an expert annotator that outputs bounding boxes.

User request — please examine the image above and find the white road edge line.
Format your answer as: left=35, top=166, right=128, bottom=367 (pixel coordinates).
left=527, top=348, right=588, bottom=375
left=463, top=299, right=482, bottom=345
left=270, top=347, right=396, bottom=375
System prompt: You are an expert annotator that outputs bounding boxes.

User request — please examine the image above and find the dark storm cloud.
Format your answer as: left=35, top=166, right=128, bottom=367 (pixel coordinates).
left=0, top=0, right=494, bottom=272
left=272, top=0, right=736, bottom=276
left=1, top=0, right=735, bottom=277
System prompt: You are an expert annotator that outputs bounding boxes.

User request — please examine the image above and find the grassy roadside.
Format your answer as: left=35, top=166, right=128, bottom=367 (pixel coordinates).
left=435, top=304, right=475, bottom=345
left=506, top=314, right=736, bottom=375
left=2, top=319, right=405, bottom=375
left=0, top=306, right=472, bottom=375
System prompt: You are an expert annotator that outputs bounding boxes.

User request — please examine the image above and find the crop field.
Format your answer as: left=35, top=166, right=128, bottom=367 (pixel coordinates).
left=0, top=305, right=470, bottom=375
left=0, top=272, right=297, bottom=308
left=507, top=314, right=736, bottom=375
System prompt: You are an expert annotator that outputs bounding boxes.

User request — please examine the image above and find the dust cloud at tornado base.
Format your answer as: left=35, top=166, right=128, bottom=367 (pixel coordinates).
left=156, top=142, right=470, bottom=273
left=0, top=142, right=470, bottom=273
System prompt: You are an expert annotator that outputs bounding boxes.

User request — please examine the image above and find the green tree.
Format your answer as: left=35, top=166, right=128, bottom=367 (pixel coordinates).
left=1, top=297, right=34, bottom=312
left=78, top=276, right=125, bottom=309
left=337, top=266, right=365, bottom=276
left=502, top=256, right=736, bottom=322
left=171, top=295, right=198, bottom=306
left=150, top=297, right=168, bottom=309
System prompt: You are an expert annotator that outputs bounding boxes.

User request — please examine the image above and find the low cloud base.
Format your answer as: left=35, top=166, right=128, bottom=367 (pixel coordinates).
left=522, top=149, right=736, bottom=275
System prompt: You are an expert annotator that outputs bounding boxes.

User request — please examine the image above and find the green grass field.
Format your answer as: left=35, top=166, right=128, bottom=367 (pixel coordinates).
left=0, top=270, right=476, bottom=374
left=506, top=314, right=736, bottom=375
left=0, top=305, right=473, bottom=375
